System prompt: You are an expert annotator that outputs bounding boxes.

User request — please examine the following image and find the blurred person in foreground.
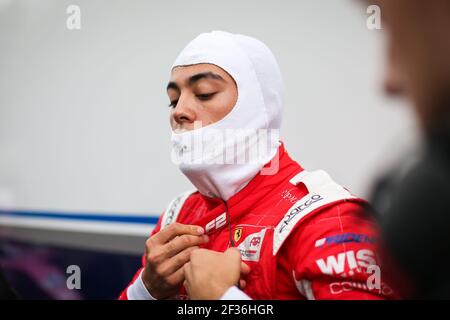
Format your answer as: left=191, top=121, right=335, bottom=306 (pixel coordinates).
left=367, top=0, right=450, bottom=299
left=119, top=31, right=395, bottom=300
left=179, top=1, right=450, bottom=300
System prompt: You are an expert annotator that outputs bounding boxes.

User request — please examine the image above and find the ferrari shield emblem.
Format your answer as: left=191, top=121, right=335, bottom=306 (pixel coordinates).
left=234, top=227, right=243, bottom=243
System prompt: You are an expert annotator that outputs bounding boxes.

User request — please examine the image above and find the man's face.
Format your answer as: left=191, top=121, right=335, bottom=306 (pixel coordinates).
left=375, top=0, right=450, bottom=132
left=167, top=64, right=238, bottom=133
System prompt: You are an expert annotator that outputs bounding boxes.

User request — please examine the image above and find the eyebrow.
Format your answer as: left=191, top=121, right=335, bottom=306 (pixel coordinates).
left=166, top=72, right=226, bottom=92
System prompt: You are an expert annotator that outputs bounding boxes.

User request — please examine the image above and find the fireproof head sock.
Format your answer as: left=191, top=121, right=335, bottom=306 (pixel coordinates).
left=171, top=31, right=284, bottom=200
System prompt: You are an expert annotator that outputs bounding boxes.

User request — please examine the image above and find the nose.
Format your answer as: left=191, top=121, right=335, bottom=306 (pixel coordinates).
left=383, top=43, right=406, bottom=97
left=383, top=64, right=405, bottom=97
left=172, top=95, right=196, bottom=127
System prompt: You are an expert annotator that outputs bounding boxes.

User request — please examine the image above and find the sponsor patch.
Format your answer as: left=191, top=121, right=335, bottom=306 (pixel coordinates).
left=329, top=281, right=394, bottom=296
left=316, top=249, right=377, bottom=278
left=279, top=194, right=324, bottom=233
left=238, top=229, right=267, bottom=262
left=315, top=233, right=376, bottom=248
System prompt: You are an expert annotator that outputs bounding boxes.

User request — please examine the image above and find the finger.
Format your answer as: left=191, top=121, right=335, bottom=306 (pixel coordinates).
left=162, top=234, right=209, bottom=258
left=239, top=279, right=247, bottom=289
left=152, top=223, right=204, bottom=244
left=240, top=262, right=251, bottom=275
left=157, top=246, right=199, bottom=276
left=224, top=247, right=242, bottom=261
left=183, top=262, right=191, bottom=281
left=165, top=265, right=186, bottom=288
left=183, top=279, right=190, bottom=296
left=225, top=248, right=243, bottom=269
left=184, top=261, right=191, bottom=272
left=190, top=248, right=220, bottom=262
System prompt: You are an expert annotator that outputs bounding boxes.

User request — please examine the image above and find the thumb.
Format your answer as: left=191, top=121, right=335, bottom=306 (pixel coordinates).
left=240, top=262, right=251, bottom=275
left=183, top=279, right=190, bottom=295
left=225, top=247, right=242, bottom=263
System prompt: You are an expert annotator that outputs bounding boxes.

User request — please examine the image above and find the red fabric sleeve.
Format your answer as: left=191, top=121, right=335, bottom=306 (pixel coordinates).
left=118, top=214, right=164, bottom=300
left=286, top=201, right=398, bottom=300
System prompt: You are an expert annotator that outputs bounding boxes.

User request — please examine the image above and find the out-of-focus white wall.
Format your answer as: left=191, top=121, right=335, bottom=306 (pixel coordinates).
left=0, top=0, right=417, bottom=216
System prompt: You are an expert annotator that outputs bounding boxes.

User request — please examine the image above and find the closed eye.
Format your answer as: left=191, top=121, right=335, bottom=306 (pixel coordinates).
left=196, top=92, right=218, bottom=101
left=168, top=92, right=218, bottom=108
left=168, top=100, right=178, bottom=108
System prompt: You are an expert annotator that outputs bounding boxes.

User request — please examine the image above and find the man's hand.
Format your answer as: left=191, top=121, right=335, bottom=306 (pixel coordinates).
left=183, top=248, right=251, bottom=300
left=142, top=222, right=209, bottom=299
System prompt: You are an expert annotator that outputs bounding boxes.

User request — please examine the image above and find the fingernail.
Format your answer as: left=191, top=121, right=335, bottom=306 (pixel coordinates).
left=196, top=227, right=204, bottom=235
left=202, top=235, right=209, bottom=242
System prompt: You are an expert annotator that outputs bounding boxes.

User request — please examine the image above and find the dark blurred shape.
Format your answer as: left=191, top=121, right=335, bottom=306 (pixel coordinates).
left=0, top=266, right=18, bottom=300
left=368, top=0, right=450, bottom=299
left=371, top=119, right=450, bottom=299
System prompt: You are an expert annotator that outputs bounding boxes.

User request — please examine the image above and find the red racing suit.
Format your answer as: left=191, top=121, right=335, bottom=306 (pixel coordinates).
left=119, top=144, right=396, bottom=300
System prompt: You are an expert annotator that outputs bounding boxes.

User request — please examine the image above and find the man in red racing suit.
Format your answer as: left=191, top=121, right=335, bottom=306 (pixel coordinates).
left=119, top=144, right=396, bottom=300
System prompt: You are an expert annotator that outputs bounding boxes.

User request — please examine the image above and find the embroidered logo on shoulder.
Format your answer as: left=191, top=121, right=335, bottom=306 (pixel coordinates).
left=279, top=194, right=323, bottom=233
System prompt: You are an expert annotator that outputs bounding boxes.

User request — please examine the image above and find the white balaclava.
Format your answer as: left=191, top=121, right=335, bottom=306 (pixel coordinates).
left=171, top=31, right=284, bottom=200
